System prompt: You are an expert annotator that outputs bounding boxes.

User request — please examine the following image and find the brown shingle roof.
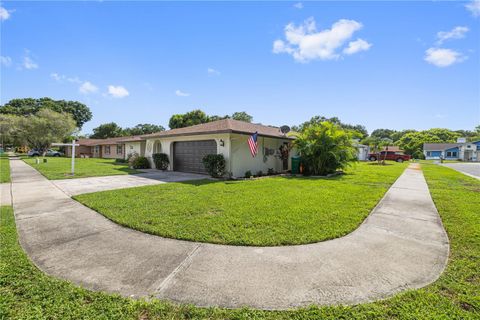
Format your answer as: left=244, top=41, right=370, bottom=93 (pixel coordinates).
left=382, top=146, right=403, bottom=152
left=142, top=119, right=293, bottom=139
left=423, top=143, right=461, bottom=151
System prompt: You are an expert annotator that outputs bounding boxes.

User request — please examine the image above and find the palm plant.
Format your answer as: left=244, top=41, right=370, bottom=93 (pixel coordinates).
left=292, top=122, right=357, bottom=175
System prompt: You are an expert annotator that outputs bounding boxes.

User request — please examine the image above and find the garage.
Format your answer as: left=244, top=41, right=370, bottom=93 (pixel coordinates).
left=173, top=140, right=217, bottom=174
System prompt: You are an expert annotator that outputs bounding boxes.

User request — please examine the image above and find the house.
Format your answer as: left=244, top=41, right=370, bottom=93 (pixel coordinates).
left=65, top=136, right=144, bottom=159
left=120, top=136, right=146, bottom=159
left=423, top=140, right=480, bottom=161
left=142, top=119, right=296, bottom=177
left=64, top=139, right=101, bottom=157
left=353, top=140, right=370, bottom=161
left=382, top=146, right=404, bottom=153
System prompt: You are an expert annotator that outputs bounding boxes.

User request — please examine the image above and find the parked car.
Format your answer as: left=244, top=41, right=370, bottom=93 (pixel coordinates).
left=368, top=151, right=411, bottom=163
left=27, top=149, right=64, bottom=157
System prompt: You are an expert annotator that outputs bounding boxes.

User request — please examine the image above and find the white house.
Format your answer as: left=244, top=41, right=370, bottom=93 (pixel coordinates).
left=140, top=119, right=296, bottom=177
left=423, top=140, right=480, bottom=161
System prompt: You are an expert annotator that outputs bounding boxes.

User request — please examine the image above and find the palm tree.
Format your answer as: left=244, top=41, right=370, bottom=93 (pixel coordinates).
left=292, top=122, right=357, bottom=175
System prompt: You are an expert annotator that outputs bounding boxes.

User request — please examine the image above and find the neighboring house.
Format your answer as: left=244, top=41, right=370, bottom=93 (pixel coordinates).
left=64, top=139, right=102, bottom=157
left=423, top=141, right=480, bottom=161
left=65, top=136, right=144, bottom=160
left=142, top=119, right=296, bottom=177
left=353, top=140, right=370, bottom=161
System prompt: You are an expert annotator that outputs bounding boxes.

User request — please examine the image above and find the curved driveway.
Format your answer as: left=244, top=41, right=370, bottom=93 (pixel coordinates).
left=10, top=159, right=449, bottom=310
left=442, top=162, right=480, bottom=180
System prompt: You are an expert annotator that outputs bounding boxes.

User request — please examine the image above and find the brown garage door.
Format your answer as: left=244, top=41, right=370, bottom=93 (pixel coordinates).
left=173, top=140, right=217, bottom=174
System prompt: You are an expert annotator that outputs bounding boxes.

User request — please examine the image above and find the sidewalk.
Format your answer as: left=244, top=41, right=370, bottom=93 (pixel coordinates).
left=10, top=159, right=449, bottom=310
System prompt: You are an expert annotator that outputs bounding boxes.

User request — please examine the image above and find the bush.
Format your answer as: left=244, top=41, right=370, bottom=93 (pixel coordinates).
left=133, top=156, right=150, bottom=169
left=152, top=153, right=169, bottom=170
left=115, top=158, right=127, bottom=163
left=267, top=168, right=275, bottom=175
left=245, top=170, right=252, bottom=178
left=202, top=154, right=226, bottom=178
left=127, top=152, right=150, bottom=169
left=293, top=122, right=357, bottom=176
left=256, top=170, right=263, bottom=177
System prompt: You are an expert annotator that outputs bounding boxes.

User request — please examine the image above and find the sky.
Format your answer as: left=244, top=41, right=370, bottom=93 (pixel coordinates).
left=1, top=1, right=479, bottom=135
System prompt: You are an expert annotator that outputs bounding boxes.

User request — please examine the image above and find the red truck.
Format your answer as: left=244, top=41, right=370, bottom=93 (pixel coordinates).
left=368, top=151, right=411, bottom=163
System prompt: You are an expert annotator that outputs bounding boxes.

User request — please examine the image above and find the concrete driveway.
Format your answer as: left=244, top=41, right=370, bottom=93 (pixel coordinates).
left=51, top=171, right=208, bottom=196
left=442, top=163, right=480, bottom=180
left=10, top=159, right=449, bottom=309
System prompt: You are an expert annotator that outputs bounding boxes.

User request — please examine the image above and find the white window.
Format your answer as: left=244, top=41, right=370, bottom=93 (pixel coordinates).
left=117, top=145, right=123, bottom=154
left=105, top=146, right=110, bottom=155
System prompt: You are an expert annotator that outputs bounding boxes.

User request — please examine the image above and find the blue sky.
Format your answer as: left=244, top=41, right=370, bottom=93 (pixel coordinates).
left=1, top=1, right=479, bottom=134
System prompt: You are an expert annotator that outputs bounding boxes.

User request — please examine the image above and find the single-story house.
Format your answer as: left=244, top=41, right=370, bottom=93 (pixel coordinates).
left=141, top=119, right=296, bottom=177
left=423, top=140, right=480, bottom=161
left=65, top=136, right=144, bottom=159
left=64, top=139, right=101, bottom=157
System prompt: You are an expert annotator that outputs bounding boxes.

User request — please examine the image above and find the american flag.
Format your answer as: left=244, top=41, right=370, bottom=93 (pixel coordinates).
left=248, top=132, right=258, bottom=157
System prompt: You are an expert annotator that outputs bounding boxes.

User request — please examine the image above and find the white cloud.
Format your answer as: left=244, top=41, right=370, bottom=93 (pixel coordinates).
left=424, top=48, right=465, bottom=67
left=343, top=38, right=372, bottom=55
left=107, top=85, right=129, bottom=98
left=50, top=73, right=64, bottom=81
left=272, top=18, right=369, bottom=62
left=207, top=67, right=220, bottom=75
left=293, top=2, right=303, bottom=9
left=79, top=81, right=98, bottom=94
left=23, top=56, right=38, bottom=69
left=465, top=0, right=480, bottom=17
left=436, top=26, right=469, bottom=45
left=0, top=6, right=11, bottom=21
left=0, top=56, right=12, bottom=66
left=175, top=89, right=190, bottom=97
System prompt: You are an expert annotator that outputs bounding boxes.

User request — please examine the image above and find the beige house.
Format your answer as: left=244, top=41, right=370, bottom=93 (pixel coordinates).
left=142, top=119, right=296, bottom=177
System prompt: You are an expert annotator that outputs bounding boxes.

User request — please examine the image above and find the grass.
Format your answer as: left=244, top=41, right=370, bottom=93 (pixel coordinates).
left=1, top=163, right=479, bottom=319
left=0, top=154, right=10, bottom=183
left=23, top=157, right=140, bottom=180
left=75, top=162, right=407, bottom=246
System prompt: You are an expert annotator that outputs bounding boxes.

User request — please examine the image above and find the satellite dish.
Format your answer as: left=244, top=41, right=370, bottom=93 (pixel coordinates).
left=280, top=125, right=290, bottom=134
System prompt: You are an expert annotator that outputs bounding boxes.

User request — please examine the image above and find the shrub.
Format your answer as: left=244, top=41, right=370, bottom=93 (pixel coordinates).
left=152, top=153, right=169, bottom=170
left=115, top=158, right=127, bottom=163
left=245, top=170, right=252, bottom=178
left=267, top=168, right=275, bottom=175
left=127, top=152, right=150, bottom=169
left=132, top=156, right=150, bottom=169
left=292, top=121, right=357, bottom=176
left=202, top=154, right=226, bottom=178
left=256, top=170, right=263, bottom=177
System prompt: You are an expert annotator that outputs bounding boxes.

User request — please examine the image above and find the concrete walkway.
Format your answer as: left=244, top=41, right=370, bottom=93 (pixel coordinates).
left=52, top=171, right=207, bottom=196
left=442, top=162, right=480, bottom=180
left=11, top=159, right=449, bottom=310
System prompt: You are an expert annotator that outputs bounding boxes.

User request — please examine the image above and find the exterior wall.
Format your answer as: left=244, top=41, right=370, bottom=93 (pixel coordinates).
left=229, top=134, right=294, bottom=178
left=65, top=145, right=92, bottom=157
left=124, top=141, right=146, bottom=159
left=444, top=147, right=460, bottom=160
left=145, top=133, right=231, bottom=171
left=424, top=150, right=442, bottom=160
left=356, top=146, right=369, bottom=161
left=144, top=133, right=295, bottom=176
left=100, top=144, right=125, bottom=159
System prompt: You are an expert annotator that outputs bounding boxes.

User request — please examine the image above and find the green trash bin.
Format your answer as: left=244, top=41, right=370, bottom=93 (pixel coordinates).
left=291, top=156, right=301, bottom=174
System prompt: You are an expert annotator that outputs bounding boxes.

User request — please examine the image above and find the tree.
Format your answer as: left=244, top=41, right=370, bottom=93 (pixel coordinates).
left=396, top=130, right=455, bottom=158
left=231, top=111, right=253, bottom=123
left=124, top=123, right=165, bottom=135
left=362, top=136, right=392, bottom=164
left=168, top=109, right=210, bottom=129
left=292, top=121, right=357, bottom=175
left=390, top=129, right=417, bottom=143
left=370, top=129, right=396, bottom=140
left=90, top=122, right=124, bottom=139
left=0, top=114, right=20, bottom=146
left=293, top=116, right=368, bottom=139
left=0, top=97, right=92, bottom=128
left=15, top=109, right=76, bottom=152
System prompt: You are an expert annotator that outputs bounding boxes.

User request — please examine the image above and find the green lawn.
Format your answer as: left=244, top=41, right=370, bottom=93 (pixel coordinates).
left=0, top=154, right=10, bottom=183
left=1, top=163, right=478, bottom=319
left=23, top=157, right=140, bottom=180
left=75, top=162, right=407, bottom=246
